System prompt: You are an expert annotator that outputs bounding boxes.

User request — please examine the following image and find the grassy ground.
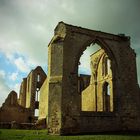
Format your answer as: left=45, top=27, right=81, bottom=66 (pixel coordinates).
left=0, top=129, right=140, bottom=140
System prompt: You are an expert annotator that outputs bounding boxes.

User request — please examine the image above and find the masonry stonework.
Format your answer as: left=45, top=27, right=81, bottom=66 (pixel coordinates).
left=25, top=66, right=46, bottom=118
left=0, top=91, right=31, bottom=124
left=0, top=66, right=47, bottom=125
left=18, top=78, right=27, bottom=107
left=47, top=22, right=140, bottom=135
left=0, top=22, right=140, bottom=135
left=38, top=78, right=48, bottom=122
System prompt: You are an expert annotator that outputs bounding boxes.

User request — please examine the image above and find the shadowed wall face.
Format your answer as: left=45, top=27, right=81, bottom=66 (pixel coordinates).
left=0, top=91, right=31, bottom=123
left=47, top=22, right=140, bottom=135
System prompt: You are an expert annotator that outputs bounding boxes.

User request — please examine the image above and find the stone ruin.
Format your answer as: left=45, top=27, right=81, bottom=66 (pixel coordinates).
left=0, top=22, right=140, bottom=135
left=0, top=66, right=46, bottom=128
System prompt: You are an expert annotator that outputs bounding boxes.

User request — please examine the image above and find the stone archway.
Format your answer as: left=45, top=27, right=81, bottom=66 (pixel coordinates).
left=47, top=22, right=140, bottom=135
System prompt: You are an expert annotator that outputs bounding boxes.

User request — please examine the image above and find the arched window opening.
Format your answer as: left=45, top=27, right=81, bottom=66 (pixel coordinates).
left=77, top=41, right=114, bottom=113
left=37, top=74, right=40, bottom=82
left=103, top=82, right=110, bottom=112
left=107, top=84, right=110, bottom=96
left=79, top=43, right=113, bottom=112
left=80, top=43, right=101, bottom=111
left=34, top=109, right=39, bottom=117
left=107, top=59, right=111, bottom=75
left=102, top=57, right=111, bottom=76
left=28, top=76, right=30, bottom=92
left=104, top=57, right=108, bottom=76
left=35, top=88, right=40, bottom=102
left=78, top=44, right=101, bottom=75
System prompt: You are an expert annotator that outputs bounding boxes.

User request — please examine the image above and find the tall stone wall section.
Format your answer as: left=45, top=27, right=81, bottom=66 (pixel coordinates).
left=47, top=22, right=140, bottom=135
left=38, top=78, right=48, bottom=121
left=25, top=66, right=47, bottom=117
left=0, top=91, right=31, bottom=124
left=19, top=78, right=27, bottom=107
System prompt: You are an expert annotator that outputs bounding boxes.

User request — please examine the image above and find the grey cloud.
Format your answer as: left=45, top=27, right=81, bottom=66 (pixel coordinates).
left=0, top=74, right=11, bottom=106
left=0, top=0, right=139, bottom=84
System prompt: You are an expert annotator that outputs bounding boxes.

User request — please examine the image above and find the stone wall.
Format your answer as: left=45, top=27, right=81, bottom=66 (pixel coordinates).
left=47, top=22, right=140, bottom=135
left=0, top=66, right=47, bottom=125
left=80, top=112, right=120, bottom=133
left=78, top=75, right=90, bottom=92
left=25, top=66, right=46, bottom=117
left=1, top=22, right=139, bottom=134
left=19, top=78, right=27, bottom=107
left=38, top=78, right=48, bottom=121
left=82, top=85, right=95, bottom=111
left=0, top=91, right=31, bottom=123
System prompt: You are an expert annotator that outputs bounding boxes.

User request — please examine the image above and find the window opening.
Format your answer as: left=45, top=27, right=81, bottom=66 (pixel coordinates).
left=35, top=88, right=40, bottom=101
left=103, top=82, right=110, bottom=112
left=34, top=109, right=39, bottom=117
left=80, top=43, right=101, bottom=111
left=37, top=74, right=40, bottom=82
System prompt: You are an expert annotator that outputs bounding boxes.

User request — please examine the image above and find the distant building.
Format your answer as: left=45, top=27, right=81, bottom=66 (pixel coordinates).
left=0, top=66, right=46, bottom=127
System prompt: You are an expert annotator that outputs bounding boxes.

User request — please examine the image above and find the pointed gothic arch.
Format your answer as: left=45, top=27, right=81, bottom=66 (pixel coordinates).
left=47, top=22, right=140, bottom=135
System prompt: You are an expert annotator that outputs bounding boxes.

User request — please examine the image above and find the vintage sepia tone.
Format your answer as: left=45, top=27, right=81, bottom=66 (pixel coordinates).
left=0, top=22, right=140, bottom=135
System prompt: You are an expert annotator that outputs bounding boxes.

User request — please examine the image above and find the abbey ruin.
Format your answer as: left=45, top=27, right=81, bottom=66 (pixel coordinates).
left=0, top=22, right=140, bottom=135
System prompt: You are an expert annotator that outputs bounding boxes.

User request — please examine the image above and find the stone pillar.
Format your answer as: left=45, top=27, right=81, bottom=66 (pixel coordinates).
left=47, top=36, right=64, bottom=135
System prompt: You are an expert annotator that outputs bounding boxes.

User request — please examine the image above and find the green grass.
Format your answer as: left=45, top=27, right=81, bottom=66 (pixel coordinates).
left=0, top=129, right=140, bottom=140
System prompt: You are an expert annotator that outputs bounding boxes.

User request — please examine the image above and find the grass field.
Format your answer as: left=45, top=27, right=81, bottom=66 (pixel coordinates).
left=0, top=129, right=140, bottom=140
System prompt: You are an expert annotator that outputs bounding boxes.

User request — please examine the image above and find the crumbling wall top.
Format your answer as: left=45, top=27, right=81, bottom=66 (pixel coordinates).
left=54, top=21, right=130, bottom=42
left=2, top=90, right=18, bottom=107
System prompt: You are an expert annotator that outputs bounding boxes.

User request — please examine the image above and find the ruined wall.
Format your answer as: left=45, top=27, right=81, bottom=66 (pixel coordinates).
left=0, top=91, right=31, bottom=123
left=38, top=78, right=48, bottom=121
left=115, top=42, right=140, bottom=130
left=1, top=22, right=139, bottom=133
left=19, top=78, right=27, bottom=107
left=25, top=66, right=46, bottom=118
left=47, top=39, right=63, bottom=134
left=82, top=85, right=95, bottom=111
left=0, top=66, right=47, bottom=125
left=96, top=52, right=113, bottom=112
left=26, top=71, right=33, bottom=108
left=47, top=22, right=140, bottom=135
left=80, top=112, right=120, bottom=133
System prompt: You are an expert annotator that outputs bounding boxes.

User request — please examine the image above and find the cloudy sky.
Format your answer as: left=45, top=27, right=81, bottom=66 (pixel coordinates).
left=0, top=0, right=140, bottom=106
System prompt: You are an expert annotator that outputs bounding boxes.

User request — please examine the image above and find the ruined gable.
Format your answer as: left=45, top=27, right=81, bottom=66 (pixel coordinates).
left=0, top=91, right=31, bottom=124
